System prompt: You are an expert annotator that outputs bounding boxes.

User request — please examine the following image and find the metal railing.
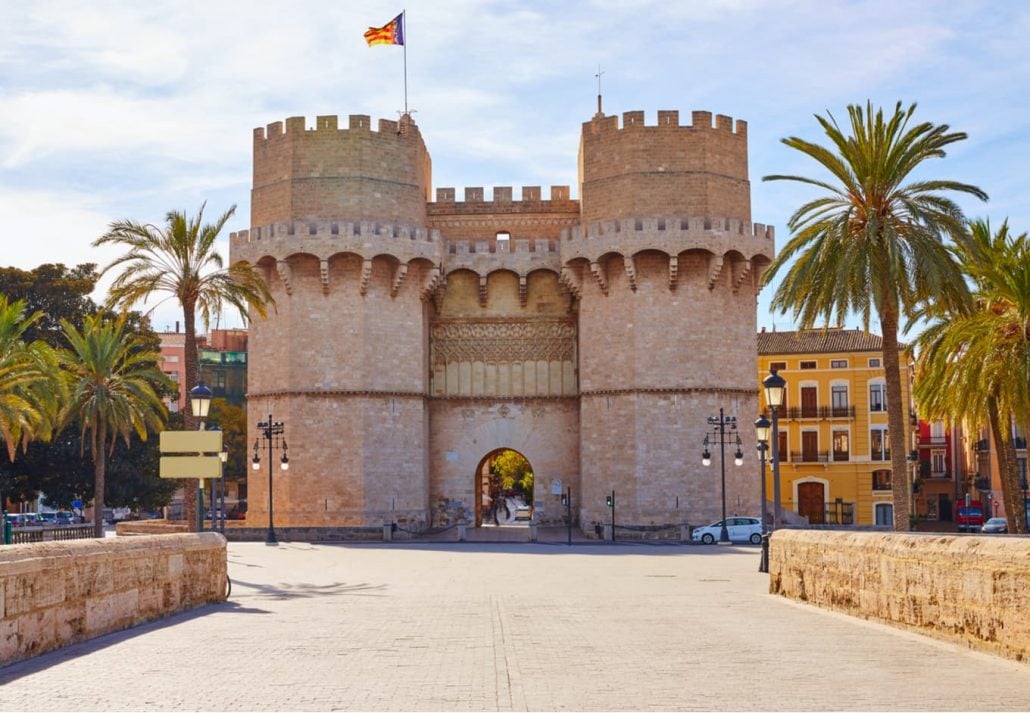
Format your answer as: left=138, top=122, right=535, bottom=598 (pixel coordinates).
left=790, top=450, right=830, bottom=463
left=10, top=525, right=96, bottom=544
left=784, top=405, right=856, bottom=420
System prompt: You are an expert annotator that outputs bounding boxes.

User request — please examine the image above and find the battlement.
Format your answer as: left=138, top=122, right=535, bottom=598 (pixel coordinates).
left=585, top=110, right=747, bottom=136
left=254, top=114, right=420, bottom=142
left=230, top=221, right=441, bottom=245
left=562, top=217, right=774, bottom=241
left=432, top=185, right=574, bottom=205
left=446, top=238, right=558, bottom=255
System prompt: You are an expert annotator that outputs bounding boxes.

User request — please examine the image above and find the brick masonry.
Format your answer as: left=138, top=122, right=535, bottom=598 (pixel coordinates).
left=230, top=108, right=775, bottom=535
left=769, top=529, right=1030, bottom=662
left=0, top=533, right=226, bottom=666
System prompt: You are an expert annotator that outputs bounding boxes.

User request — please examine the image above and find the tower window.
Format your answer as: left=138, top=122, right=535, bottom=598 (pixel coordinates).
left=496, top=231, right=511, bottom=242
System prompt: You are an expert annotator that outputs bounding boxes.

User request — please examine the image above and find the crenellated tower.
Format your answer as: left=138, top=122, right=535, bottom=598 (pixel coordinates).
left=571, top=109, right=773, bottom=529
left=233, top=114, right=440, bottom=529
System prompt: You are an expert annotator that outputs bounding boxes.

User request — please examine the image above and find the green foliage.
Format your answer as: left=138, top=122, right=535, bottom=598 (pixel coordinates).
left=0, top=263, right=98, bottom=347
left=0, top=295, right=62, bottom=461
left=490, top=449, right=533, bottom=499
left=209, top=398, right=247, bottom=479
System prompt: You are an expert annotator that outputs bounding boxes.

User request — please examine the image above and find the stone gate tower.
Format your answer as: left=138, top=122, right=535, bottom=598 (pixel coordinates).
left=231, top=107, right=773, bottom=536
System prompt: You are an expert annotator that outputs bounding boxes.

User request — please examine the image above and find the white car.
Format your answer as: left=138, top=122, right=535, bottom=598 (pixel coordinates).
left=691, top=516, right=763, bottom=545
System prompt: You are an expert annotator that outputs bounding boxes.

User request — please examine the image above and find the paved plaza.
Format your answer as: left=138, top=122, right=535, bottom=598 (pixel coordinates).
left=2, top=540, right=1030, bottom=711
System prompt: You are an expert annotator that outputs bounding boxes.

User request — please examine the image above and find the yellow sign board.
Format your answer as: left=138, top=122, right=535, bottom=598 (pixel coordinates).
left=160, top=455, right=223, bottom=479
left=160, top=431, right=223, bottom=453
left=159, top=430, right=224, bottom=479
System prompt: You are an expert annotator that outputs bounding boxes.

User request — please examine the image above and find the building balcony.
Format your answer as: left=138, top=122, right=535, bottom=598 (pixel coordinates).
left=783, top=405, right=856, bottom=420
left=917, top=436, right=948, bottom=447
left=789, top=450, right=829, bottom=463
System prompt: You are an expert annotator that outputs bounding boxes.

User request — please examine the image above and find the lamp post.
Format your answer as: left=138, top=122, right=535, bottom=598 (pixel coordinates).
left=189, top=382, right=213, bottom=532
left=252, top=415, right=288, bottom=545
left=702, top=408, right=743, bottom=544
left=755, top=414, right=771, bottom=573
left=762, top=368, right=787, bottom=530
left=218, top=443, right=228, bottom=533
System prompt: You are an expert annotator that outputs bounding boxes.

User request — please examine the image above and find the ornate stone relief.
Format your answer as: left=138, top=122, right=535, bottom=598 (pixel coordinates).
left=431, top=321, right=576, bottom=363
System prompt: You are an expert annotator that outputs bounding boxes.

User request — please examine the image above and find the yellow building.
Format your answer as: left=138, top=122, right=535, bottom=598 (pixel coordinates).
left=757, top=329, right=913, bottom=526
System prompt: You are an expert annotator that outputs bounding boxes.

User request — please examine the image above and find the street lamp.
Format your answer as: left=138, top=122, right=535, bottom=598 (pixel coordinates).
left=252, top=415, right=288, bottom=545
left=189, top=382, right=213, bottom=532
left=762, top=367, right=786, bottom=530
left=702, top=408, right=743, bottom=544
left=755, top=414, right=771, bottom=573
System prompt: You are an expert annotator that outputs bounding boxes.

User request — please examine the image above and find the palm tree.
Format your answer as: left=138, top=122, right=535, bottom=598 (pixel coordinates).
left=60, top=313, right=170, bottom=537
left=762, top=101, right=987, bottom=531
left=915, top=219, right=1030, bottom=533
left=0, top=296, right=60, bottom=461
left=94, top=203, right=272, bottom=529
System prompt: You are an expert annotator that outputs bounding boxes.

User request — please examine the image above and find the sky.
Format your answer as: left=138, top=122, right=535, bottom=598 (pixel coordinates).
left=2, top=0, right=1029, bottom=334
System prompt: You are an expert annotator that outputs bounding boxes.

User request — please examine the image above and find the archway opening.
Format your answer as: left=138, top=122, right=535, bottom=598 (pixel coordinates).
left=475, top=448, right=534, bottom=527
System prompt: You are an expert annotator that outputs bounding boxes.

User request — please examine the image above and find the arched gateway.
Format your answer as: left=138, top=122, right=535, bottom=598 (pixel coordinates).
left=231, top=108, right=773, bottom=537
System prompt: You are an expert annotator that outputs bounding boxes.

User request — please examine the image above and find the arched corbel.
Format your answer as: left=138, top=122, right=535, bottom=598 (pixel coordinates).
left=319, top=259, right=330, bottom=295
left=707, top=255, right=724, bottom=290
left=391, top=263, right=408, bottom=298
left=276, top=260, right=293, bottom=296
left=590, top=261, right=609, bottom=295
left=359, top=258, right=373, bottom=296
left=668, top=255, right=679, bottom=291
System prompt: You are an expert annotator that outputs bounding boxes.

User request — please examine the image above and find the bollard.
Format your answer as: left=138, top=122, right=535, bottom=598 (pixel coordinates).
left=529, top=522, right=537, bottom=542
left=759, top=532, right=770, bottom=573
left=603, top=523, right=613, bottom=541
left=457, top=522, right=467, bottom=541
left=383, top=522, right=393, bottom=542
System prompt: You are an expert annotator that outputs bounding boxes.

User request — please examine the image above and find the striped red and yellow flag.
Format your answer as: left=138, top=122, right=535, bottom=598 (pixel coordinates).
left=364, top=13, right=404, bottom=46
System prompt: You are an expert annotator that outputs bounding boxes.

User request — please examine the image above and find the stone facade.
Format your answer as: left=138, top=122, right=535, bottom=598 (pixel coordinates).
left=0, top=533, right=226, bottom=666
left=769, top=529, right=1030, bottom=663
left=230, top=108, right=774, bottom=535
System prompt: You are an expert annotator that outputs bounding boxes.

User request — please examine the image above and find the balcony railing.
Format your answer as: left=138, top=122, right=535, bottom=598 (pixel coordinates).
left=917, top=436, right=948, bottom=446
left=790, top=450, right=830, bottom=463
left=824, top=502, right=855, bottom=525
left=785, top=405, right=856, bottom=420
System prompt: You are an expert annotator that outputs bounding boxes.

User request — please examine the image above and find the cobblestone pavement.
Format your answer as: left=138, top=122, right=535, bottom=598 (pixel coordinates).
left=3, top=541, right=1030, bottom=711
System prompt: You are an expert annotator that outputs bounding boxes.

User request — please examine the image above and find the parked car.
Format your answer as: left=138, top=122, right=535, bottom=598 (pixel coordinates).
left=981, top=517, right=1008, bottom=534
left=4, top=513, right=25, bottom=528
left=692, top=516, right=763, bottom=545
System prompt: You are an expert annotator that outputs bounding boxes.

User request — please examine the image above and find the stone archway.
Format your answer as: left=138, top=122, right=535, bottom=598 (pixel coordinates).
left=474, top=448, right=534, bottom=528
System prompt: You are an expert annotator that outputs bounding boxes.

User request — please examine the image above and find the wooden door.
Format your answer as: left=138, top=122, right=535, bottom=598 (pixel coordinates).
left=798, top=482, right=825, bottom=524
left=802, top=431, right=819, bottom=462
left=801, top=386, right=818, bottom=417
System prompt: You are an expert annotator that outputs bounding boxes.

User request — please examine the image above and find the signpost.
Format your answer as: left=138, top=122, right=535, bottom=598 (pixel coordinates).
left=160, top=431, right=224, bottom=530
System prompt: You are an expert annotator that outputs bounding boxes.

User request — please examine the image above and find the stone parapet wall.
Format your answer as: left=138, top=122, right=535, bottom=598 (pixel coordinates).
left=0, top=533, right=226, bottom=666
left=769, top=530, right=1030, bottom=662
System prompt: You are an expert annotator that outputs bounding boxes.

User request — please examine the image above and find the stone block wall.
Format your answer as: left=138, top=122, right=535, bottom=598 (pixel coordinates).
left=769, top=530, right=1030, bottom=662
left=0, top=533, right=226, bottom=666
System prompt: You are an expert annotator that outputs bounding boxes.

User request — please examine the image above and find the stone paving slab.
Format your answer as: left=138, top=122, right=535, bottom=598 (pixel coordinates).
left=1, top=541, right=1029, bottom=711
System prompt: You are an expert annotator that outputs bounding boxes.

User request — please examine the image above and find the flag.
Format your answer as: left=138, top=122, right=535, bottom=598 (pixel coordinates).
left=364, top=13, right=404, bottom=46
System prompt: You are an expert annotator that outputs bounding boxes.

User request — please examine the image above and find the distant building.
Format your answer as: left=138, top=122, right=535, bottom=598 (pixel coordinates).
left=157, top=327, right=187, bottom=413
left=968, top=422, right=1028, bottom=523
left=757, top=328, right=913, bottom=527
left=199, top=329, right=248, bottom=407
left=914, top=419, right=962, bottom=523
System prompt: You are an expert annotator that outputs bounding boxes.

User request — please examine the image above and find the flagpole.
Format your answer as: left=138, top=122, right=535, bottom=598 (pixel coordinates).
left=403, top=9, right=408, bottom=115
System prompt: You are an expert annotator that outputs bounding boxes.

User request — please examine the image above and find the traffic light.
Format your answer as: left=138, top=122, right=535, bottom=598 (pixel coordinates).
left=605, top=494, right=614, bottom=508
left=560, top=493, right=568, bottom=506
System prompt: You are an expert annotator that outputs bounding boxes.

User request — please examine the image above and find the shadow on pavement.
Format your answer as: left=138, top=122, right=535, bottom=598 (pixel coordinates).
left=229, top=579, right=388, bottom=600
left=0, top=600, right=269, bottom=684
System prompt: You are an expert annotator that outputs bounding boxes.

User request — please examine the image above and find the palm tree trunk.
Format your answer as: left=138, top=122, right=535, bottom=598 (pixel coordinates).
left=94, top=421, right=106, bottom=538
left=881, top=307, right=912, bottom=531
left=988, top=401, right=1025, bottom=534
left=182, top=301, right=199, bottom=532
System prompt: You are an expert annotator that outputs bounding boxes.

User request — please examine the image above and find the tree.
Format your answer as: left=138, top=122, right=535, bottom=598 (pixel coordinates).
left=0, top=263, right=99, bottom=346
left=914, top=219, right=1030, bottom=533
left=94, top=203, right=273, bottom=530
left=0, top=296, right=61, bottom=462
left=762, top=101, right=987, bottom=531
left=59, top=313, right=171, bottom=537
left=490, top=449, right=533, bottom=501
left=210, top=398, right=247, bottom=479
